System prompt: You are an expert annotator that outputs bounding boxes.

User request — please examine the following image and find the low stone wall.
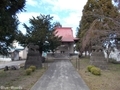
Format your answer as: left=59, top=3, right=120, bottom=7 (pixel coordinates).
left=47, top=53, right=78, bottom=60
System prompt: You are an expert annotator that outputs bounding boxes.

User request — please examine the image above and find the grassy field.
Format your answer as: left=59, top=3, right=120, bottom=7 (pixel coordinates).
left=71, top=57, right=120, bottom=90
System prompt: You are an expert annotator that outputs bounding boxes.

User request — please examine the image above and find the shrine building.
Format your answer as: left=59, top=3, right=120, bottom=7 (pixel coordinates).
left=55, top=27, right=78, bottom=54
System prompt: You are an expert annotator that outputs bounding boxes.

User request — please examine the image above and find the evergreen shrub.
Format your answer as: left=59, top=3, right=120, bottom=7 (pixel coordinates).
left=25, top=68, right=32, bottom=75
left=91, top=67, right=101, bottom=75
left=29, top=65, right=36, bottom=72
left=87, top=65, right=95, bottom=72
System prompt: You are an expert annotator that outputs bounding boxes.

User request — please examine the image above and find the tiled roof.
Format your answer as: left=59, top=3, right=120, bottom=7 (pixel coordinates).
left=55, top=27, right=74, bottom=42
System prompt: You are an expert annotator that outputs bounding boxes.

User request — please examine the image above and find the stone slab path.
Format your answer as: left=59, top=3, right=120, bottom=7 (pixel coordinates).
left=0, top=60, right=25, bottom=69
left=31, top=59, right=90, bottom=90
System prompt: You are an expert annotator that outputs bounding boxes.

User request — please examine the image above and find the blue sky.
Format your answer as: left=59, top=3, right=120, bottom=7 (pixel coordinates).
left=17, top=0, right=88, bottom=37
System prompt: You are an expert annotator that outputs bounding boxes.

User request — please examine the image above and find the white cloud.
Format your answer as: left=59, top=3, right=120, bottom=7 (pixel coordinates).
left=17, top=12, right=40, bottom=34
left=62, top=13, right=80, bottom=26
left=17, top=12, right=40, bottom=23
left=51, top=14, right=61, bottom=21
left=26, top=0, right=38, bottom=6
left=18, top=12, right=61, bottom=24
left=18, top=25, right=26, bottom=34
left=61, top=12, right=81, bottom=36
left=41, top=0, right=87, bottom=11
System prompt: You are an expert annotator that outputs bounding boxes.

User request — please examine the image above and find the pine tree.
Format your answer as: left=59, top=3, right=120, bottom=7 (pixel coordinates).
left=17, top=14, right=62, bottom=55
left=77, top=0, right=120, bottom=54
left=0, top=0, right=26, bottom=55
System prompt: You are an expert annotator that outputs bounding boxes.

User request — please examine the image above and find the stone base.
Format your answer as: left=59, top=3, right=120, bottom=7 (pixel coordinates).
left=25, top=53, right=42, bottom=69
left=90, top=52, right=108, bottom=69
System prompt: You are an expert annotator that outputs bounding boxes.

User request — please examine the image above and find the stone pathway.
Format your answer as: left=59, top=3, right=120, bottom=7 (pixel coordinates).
left=31, top=59, right=89, bottom=90
left=0, top=60, right=25, bottom=69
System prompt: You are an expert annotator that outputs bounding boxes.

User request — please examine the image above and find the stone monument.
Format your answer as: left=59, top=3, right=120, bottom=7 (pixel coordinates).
left=90, top=46, right=108, bottom=69
left=25, top=43, right=42, bottom=69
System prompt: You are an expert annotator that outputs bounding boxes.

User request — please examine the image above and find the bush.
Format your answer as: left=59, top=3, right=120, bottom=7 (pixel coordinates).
left=91, top=67, right=101, bottom=75
left=29, top=65, right=36, bottom=72
left=87, top=65, right=95, bottom=72
left=25, top=68, right=32, bottom=75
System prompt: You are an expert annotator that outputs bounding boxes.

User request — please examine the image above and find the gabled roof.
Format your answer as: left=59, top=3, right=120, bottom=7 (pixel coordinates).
left=55, top=27, right=74, bottom=42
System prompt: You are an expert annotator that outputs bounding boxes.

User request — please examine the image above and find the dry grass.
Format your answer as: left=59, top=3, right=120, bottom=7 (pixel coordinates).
left=0, top=67, right=46, bottom=90
left=71, top=57, right=120, bottom=90
left=0, top=59, right=56, bottom=90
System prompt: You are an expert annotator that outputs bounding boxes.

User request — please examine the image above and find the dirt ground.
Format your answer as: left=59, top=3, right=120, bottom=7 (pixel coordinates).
left=71, top=57, right=120, bottom=90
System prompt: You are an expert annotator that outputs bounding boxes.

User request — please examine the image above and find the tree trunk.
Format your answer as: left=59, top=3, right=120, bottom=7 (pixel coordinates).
left=106, top=51, right=110, bottom=62
left=39, top=47, right=42, bottom=56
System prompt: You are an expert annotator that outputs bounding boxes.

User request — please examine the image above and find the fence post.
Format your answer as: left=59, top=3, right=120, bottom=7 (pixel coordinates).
left=78, top=58, right=80, bottom=70
left=46, top=58, right=48, bottom=69
left=76, top=58, right=79, bottom=70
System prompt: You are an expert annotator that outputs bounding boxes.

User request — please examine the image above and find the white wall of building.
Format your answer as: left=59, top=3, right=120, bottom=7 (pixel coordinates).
left=19, top=47, right=28, bottom=59
left=56, top=42, right=74, bottom=53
